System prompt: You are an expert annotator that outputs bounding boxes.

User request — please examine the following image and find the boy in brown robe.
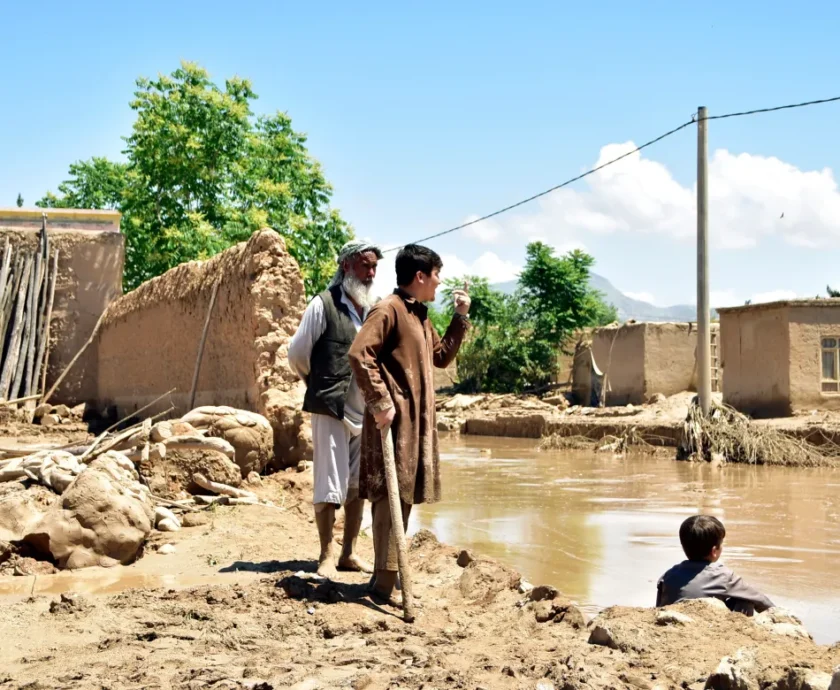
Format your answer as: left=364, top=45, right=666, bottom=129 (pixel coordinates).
left=348, top=244, right=470, bottom=603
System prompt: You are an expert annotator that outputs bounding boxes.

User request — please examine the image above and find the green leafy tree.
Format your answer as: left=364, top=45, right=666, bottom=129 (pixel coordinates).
left=449, top=243, right=617, bottom=393
left=520, top=244, right=615, bottom=346
left=439, top=276, right=506, bottom=327
left=38, top=61, right=351, bottom=293
left=827, top=285, right=840, bottom=298
left=427, top=304, right=452, bottom=336
left=15, top=194, right=23, bottom=208
left=37, top=158, right=127, bottom=211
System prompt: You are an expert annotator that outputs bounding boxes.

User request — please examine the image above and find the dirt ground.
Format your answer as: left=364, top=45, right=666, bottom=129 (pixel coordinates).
left=1, top=429, right=838, bottom=689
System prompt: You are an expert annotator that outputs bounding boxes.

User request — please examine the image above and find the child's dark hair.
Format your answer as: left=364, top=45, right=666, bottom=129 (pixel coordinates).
left=395, top=244, right=443, bottom=287
left=679, top=515, right=726, bottom=561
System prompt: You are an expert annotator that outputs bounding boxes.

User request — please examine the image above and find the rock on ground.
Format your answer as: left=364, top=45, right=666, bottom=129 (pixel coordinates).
left=24, top=454, right=154, bottom=569
left=139, top=447, right=242, bottom=500
left=0, top=483, right=56, bottom=541
left=756, top=608, right=813, bottom=640
left=181, top=406, right=273, bottom=476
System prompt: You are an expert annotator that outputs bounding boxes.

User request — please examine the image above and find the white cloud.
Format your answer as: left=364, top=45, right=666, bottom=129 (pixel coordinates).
left=441, top=251, right=520, bottom=282
left=623, top=291, right=656, bottom=305
left=371, top=250, right=520, bottom=299
left=750, top=289, right=797, bottom=304
left=468, top=143, right=840, bottom=251
left=463, top=216, right=503, bottom=244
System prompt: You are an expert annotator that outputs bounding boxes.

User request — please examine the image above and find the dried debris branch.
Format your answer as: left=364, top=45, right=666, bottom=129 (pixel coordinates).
left=678, top=396, right=840, bottom=467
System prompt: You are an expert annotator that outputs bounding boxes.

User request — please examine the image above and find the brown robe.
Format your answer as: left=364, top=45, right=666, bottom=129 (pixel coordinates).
left=348, top=289, right=469, bottom=505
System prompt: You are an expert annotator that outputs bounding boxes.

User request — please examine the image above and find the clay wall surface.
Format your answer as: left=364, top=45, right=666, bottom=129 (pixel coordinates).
left=642, top=322, right=699, bottom=399
left=591, top=324, right=645, bottom=406
left=96, top=229, right=309, bottom=464
left=788, top=304, right=840, bottom=413
left=720, top=305, right=791, bottom=417
left=571, top=339, right=592, bottom=404
left=0, top=209, right=124, bottom=403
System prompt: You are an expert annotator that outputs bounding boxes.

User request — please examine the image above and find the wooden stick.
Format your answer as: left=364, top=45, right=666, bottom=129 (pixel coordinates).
left=0, top=393, right=42, bottom=407
left=42, top=309, right=107, bottom=404
left=0, top=258, right=33, bottom=400
left=380, top=425, right=416, bottom=623
left=24, top=239, right=45, bottom=396
left=188, top=279, right=220, bottom=411
left=99, top=387, right=177, bottom=437
left=0, top=239, right=11, bottom=310
left=0, top=255, right=23, bottom=352
left=81, top=405, right=175, bottom=461
left=34, top=248, right=58, bottom=398
left=192, top=472, right=256, bottom=499
left=12, top=251, right=39, bottom=399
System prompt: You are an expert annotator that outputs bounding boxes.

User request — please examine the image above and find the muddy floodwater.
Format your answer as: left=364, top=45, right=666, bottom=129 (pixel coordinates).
left=416, top=435, right=840, bottom=644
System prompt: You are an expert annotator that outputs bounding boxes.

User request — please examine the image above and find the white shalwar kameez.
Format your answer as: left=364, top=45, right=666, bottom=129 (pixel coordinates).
left=288, top=287, right=368, bottom=506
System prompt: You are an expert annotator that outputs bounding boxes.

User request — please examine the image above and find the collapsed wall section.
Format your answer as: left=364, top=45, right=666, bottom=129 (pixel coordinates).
left=0, top=209, right=124, bottom=404
left=96, top=229, right=310, bottom=465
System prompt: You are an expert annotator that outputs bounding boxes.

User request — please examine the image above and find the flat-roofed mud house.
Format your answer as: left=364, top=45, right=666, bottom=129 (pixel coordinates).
left=718, top=299, right=840, bottom=417
left=573, top=321, right=717, bottom=406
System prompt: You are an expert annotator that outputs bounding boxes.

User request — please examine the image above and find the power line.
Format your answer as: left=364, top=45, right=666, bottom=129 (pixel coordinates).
left=385, top=94, right=840, bottom=253
left=704, top=95, right=840, bottom=121
left=383, top=119, right=695, bottom=252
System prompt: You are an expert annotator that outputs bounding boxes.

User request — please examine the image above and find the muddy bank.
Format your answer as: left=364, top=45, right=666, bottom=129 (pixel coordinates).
left=441, top=391, right=840, bottom=454
left=0, top=470, right=838, bottom=689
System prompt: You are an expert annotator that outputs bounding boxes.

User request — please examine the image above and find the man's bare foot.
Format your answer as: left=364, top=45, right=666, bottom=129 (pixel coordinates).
left=316, top=555, right=338, bottom=579
left=337, top=553, right=374, bottom=573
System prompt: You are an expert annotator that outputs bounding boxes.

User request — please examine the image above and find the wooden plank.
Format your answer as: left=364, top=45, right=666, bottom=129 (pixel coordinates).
left=34, top=248, right=58, bottom=398
left=0, top=258, right=32, bottom=400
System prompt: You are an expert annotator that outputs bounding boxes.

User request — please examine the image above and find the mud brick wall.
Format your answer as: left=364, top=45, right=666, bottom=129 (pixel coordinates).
left=96, top=229, right=310, bottom=465
left=0, top=209, right=124, bottom=404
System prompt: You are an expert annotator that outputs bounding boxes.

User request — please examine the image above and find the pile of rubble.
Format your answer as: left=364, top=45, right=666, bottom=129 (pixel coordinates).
left=435, top=392, right=569, bottom=433
left=32, top=402, right=83, bottom=426
left=0, top=405, right=275, bottom=574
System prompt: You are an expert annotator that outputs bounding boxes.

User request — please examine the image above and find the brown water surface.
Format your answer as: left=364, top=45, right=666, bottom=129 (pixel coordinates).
left=416, top=435, right=840, bottom=644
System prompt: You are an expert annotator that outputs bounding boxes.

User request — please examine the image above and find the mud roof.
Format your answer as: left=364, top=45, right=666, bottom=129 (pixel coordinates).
left=0, top=208, right=121, bottom=232
left=716, top=298, right=840, bottom=314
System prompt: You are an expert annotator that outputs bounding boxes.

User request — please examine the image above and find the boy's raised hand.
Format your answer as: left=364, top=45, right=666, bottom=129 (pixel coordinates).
left=452, top=280, right=471, bottom=316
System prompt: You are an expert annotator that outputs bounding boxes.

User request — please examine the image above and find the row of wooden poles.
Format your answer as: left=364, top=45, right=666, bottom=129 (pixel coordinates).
left=0, top=219, right=58, bottom=403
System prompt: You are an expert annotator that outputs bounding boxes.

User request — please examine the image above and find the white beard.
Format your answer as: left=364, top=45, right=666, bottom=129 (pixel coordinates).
left=342, top=273, right=374, bottom=309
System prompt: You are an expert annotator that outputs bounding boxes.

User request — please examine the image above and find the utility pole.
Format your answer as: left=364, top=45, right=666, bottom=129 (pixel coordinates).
left=696, top=106, right=711, bottom=415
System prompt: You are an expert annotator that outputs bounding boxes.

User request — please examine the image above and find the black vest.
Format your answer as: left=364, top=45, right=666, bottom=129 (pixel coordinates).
left=302, top=285, right=359, bottom=420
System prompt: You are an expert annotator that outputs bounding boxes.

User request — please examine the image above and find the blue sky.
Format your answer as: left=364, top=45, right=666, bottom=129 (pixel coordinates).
left=3, top=1, right=840, bottom=306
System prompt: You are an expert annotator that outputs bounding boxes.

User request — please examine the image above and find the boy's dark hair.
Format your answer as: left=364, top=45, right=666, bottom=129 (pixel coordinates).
left=395, top=244, right=443, bottom=287
left=679, top=515, right=726, bottom=561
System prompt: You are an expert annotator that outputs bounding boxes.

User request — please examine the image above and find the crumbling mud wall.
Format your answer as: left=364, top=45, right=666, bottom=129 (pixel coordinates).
left=96, top=229, right=310, bottom=466
left=0, top=209, right=124, bottom=404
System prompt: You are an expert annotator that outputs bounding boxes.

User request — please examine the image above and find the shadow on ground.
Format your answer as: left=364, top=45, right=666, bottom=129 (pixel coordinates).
left=219, top=559, right=316, bottom=574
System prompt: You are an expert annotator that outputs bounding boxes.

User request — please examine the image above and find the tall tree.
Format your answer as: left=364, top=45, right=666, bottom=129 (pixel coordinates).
left=15, top=193, right=23, bottom=208
left=442, top=244, right=617, bottom=393
left=520, top=243, right=616, bottom=345
left=38, top=61, right=352, bottom=294
left=37, top=158, right=127, bottom=210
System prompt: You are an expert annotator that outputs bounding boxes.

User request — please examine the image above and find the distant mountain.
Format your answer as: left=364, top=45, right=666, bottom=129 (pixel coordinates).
left=460, top=273, right=706, bottom=323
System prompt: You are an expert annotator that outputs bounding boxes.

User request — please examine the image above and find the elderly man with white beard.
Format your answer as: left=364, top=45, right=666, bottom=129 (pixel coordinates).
left=288, top=240, right=383, bottom=578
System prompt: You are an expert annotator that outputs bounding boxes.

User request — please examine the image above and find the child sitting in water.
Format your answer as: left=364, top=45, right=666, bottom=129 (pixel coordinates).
left=656, top=514, right=774, bottom=616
